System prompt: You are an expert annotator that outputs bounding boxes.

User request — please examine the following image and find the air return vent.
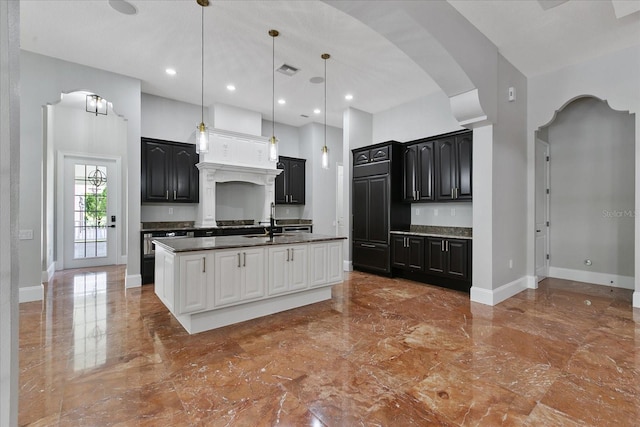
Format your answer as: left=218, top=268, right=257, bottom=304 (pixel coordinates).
left=277, top=64, right=299, bottom=76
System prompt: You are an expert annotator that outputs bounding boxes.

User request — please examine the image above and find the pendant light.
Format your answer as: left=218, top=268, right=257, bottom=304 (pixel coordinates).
left=268, top=29, right=279, bottom=162
left=321, top=53, right=330, bottom=170
left=196, top=0, right=209, bottom=154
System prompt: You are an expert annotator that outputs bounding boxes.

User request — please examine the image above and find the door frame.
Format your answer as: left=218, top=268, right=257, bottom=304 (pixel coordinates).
left=56, top=151, right=122, bottom=270
left=336, top=162, right=344, bottom=237
left=534, top=139, right=550, bottom=281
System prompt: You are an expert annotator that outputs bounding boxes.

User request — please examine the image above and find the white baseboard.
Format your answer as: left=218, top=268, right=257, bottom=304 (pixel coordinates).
left=343, top=260, right=353, bottom=272
left=548, top=267, right=634, bottom=290
left=470, top=275, right=530, bottom=306
left=19, top=284, right=44, bottom=303
left=527, top=275, right=538, bottom=289
left=41, top=262, right=56, bottom=283
left=634, top=291, right=640, bottom=309
left=125, top=272, right=142, bottom=289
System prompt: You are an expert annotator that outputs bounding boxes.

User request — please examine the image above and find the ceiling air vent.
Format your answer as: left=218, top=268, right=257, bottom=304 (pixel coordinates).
left=300, top=114, right=309, bottom=118
left=277, top=64, right=299, bottom=76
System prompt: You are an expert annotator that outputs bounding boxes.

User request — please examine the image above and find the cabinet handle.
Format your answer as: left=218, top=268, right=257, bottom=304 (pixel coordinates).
left=361, top=243, right=376, bottom=248
left=417, top=190, right=420, bottom=200
left=237, top=253, right=241, bottom=268
left=451, top=188, right=454, bottom=199
left=166, top=190, right=169, bottom=200
left=286, top=248, right=290, bottom=261
left=174, top=190, right=177, bottom=200
left=243, top=252, right=246, bottom=267
left=202, top=257, right=206, bottom=273
left=441, top=240, right=445, bottom=252
left=446, top=240, right=449, bottom=252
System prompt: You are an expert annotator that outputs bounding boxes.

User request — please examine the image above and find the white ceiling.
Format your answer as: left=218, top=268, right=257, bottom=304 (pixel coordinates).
left=20, top=0, right=640, bottom=129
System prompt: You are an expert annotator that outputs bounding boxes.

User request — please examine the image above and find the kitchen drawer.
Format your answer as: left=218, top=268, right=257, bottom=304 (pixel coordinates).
left=353, top=242, right=389, bottom=274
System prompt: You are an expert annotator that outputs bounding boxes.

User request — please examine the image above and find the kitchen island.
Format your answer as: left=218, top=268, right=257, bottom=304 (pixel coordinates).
left=153, top=233, right=344, bottom=334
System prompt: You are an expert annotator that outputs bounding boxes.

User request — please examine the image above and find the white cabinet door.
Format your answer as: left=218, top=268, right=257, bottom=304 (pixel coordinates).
left=289, top=245, right=308, bottom=291
left=268, top=246, right=289, bottom=295
left=308, top=243, right=328, bottom=287
left=327, top=241, right=343, bottom=284
left=242, top=248, right=265, bottom=300
left=178, top=253, right=208, bottom=314
left=214, top=250, right=242, bottom=307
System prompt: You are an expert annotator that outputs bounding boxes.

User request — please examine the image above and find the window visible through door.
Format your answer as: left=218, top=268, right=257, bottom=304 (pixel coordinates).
left=73, top=163, right=108, bottom=259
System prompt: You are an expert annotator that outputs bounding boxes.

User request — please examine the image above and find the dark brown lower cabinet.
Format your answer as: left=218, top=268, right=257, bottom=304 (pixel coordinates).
left=426, top=237, right=470, bottom=281
left=353, top=241, right=390, bottom=274
left=391, top=235, right=424, bottom=271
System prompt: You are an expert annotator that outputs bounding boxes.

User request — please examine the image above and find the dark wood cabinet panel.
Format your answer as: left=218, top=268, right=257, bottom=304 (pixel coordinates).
left=352, top=142, right=410, bottom=275
left=404, top=130, right=472, bottom=203
left=392, top=235, right=424, bottom=271
left=141, top=138, right=198, bottom=203
left=275, top=156, right=305, bottom=205
left=426, top=237, right=469, bottom=281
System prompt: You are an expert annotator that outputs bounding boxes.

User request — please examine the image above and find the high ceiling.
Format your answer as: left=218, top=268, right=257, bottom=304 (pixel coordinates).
left=20, top=0, right=640, bottom=129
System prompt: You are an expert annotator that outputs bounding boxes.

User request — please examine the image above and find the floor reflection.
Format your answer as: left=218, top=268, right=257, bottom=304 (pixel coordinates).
left=72, top=271, right=108, bottom=371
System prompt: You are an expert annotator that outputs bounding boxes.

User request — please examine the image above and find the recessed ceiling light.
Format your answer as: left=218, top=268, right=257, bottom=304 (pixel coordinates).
left=345, top=94, right=353, bottom=101
left=165, top=68, right=177, bottom=76
left=226, top=84, right=236, bottom=91
left=313, top=108, right=321, bottom=114
left=278, top=99, right=286, bottom=105
left=108, top=0, right=137, bottom=15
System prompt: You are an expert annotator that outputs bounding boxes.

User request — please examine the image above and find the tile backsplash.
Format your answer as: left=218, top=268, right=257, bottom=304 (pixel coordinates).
left=411, top=202, right=472, bottom=227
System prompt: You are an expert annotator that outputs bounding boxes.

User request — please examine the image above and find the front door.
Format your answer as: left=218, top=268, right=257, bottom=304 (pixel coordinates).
left=63, top=155, right=119, bottom=269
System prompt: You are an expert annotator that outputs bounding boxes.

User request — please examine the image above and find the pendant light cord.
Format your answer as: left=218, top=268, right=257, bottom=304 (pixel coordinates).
left=201, top=5, right=204, bottom=124
left=272, top=33, right=275, bottom=139
left=324, top=55, right=327, bottom=148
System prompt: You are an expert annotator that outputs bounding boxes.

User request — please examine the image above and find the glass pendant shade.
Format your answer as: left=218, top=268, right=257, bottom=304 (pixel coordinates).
left=321, top=145, right=329, bottom=170
left=197, top=122, right=209, bottom=154
left=269, top=136, right=278, bottom=162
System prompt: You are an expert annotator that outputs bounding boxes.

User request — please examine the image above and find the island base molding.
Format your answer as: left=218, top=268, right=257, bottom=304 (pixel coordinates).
left=176, top=287, right=332, bottom=334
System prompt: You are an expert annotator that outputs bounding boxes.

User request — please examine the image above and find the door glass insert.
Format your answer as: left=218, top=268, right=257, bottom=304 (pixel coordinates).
left=73, top=163, right=108, bottom=259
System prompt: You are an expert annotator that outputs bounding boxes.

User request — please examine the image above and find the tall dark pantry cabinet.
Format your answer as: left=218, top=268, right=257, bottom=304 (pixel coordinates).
left=352, top=142, right=410, bottom=274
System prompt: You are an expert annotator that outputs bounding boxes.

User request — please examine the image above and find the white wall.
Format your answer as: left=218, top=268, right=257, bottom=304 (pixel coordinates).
left=0, top=0, right=20, bottom=423
left=527, top=44, right=640, bottom=306
left=21, top=51, right=142, bottom=290
left=547, top=97, right=634, bottom=280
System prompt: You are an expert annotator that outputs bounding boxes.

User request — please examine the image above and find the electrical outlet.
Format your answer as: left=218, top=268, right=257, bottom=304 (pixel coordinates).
left=509, top=259, right=513, bottom=269
left=286, top=208, right=290, bottom=214
left=434, top=208, right=438, bottom=217
left=451, top=208, right=456, bottom=216
left=19, top=229, right=33, bottom=240
left=415, top=208, right=420, bottom=216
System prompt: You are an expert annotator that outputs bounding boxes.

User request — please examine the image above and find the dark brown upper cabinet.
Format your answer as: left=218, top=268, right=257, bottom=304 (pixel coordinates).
left=275, top=156, right=306, bottom=205
left=141, top=137, right=199, bottom=203
left=403, top=130, right=472, bottom=203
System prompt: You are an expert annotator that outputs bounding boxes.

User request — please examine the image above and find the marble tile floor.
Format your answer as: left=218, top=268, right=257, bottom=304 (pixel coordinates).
left=19, top=266, right=640, bottom=426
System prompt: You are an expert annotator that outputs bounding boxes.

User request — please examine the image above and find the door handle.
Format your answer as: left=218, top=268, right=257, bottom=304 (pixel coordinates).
left=536, top=229, right=541, bottom=233
left=108, top=225, right=116, bottom=228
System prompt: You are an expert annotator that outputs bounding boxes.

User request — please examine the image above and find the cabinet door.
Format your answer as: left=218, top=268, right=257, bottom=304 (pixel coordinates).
left=214, top=250, right=242, bottom=306
left=352, top=178, right=369, bottom=241
left=391, top=236, right=409, bottom=268
left=288, top=246, right=308, bottom=291
left=455, top=135, right=472, bottom=200
left=407, top=237, right=425, bottom=271
left=353, top=242, right=389, bottom=273
left=178, top=253, right=208, bottom=314
left=326, top=241, right=343, bottom=284
left=435, top=138, right=456, bottom=201
left=142, top=141, right=171, bottom=202
left=275, top=159, right=287, bottom=204
left=172, top=145, right=198, bottom=202
left=368, top=176, right=389, bottom=244
left=402, top=146, right=418, bottom=202
left=268, top=246, right=289, bottom=295
left=288, top=159, right=306, bottom=204
left=242, top=249, right=265, bottom=300
left=417, top=142, right=435, bottom=201
left=370, top=146, right=389, bottom=163
left=446, top=240, right=469, bottom=280
left=309, top=243, right=328, bottom=287
left=426, top=238, right=446, bottom=275
left=354, top=150, right=370, bottom=165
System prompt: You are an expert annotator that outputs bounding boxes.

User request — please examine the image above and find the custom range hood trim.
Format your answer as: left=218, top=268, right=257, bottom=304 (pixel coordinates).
left=195, top=162, right=283, bottom=228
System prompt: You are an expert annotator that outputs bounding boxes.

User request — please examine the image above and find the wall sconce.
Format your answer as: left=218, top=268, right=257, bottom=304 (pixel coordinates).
left=86, top=94, right=107, bottom=116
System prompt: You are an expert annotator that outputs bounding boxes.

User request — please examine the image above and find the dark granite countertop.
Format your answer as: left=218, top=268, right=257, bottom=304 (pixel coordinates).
left=141, top=219, right=313, bottom=232
left=153, top=233, right=344, bottom=253
left=391, top=225, right=472, bottom=240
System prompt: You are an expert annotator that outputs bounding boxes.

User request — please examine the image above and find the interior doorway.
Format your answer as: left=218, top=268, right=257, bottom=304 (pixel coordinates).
left=60, top=154, right=120, bottom=269
left=535, top=138, right=550, bottom=281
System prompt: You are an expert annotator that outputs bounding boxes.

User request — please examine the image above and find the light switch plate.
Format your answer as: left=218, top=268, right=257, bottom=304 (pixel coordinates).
left=19, top=229, right=33, bottom=240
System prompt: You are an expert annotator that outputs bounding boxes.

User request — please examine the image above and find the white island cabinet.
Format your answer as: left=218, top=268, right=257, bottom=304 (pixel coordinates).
left=153, top=234, right=344, bottom=334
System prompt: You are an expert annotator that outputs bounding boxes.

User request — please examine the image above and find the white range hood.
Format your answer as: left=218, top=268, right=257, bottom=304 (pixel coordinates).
left=195, top=128, right=282, bottom=228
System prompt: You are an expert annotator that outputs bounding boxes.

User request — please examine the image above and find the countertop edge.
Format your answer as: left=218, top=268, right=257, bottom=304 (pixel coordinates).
left=154, top=235, right=346, bottom=253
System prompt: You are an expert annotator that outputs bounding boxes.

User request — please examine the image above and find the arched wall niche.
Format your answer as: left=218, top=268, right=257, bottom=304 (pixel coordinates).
left=533, top=94, right=636, bottom=292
